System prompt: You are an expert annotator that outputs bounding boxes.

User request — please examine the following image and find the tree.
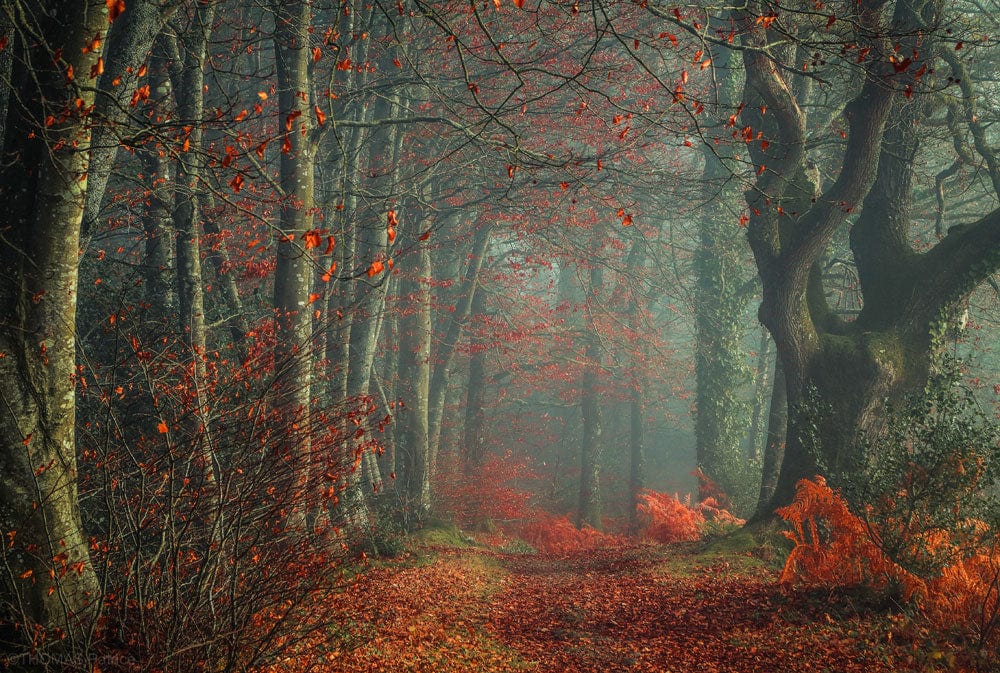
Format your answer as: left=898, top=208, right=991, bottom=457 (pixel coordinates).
left=272, top=0, right=317, bottom=527
left=735, top=0, right=1000, bottom=509
left=0, top=0, right=108, bottom=644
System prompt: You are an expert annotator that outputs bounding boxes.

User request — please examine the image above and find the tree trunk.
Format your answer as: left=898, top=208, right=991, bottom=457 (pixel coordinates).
left=428, top=222, right=492, bottom=468
left=754, top=357, right=786, bottom=518
left=745, top=328, right=772, bottom=462
left=169, top=3, right=218, bottom=502
left=693, top=27, right=753, bottom=501
left=0, top=0, right=108, bottom=643
left=203, top=216, right=251, bottom=355
left=140, top=51, right=175, bottom=325
left=577, top=261, right=603, bottom=530
left=400, top=244, right=433, bottom=527
left=462, top=289, right=488, bottom=476
left=82, top=0, right=173, bottom=233
left=272, top=0, right=316, bottom=528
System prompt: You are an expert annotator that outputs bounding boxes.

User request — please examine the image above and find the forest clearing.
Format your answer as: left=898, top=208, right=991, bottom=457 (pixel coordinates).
left=2, top=0, right=1000, bottom=671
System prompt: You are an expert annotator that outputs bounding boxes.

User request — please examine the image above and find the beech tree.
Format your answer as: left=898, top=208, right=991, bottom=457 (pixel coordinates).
left=0, top=0, right=108, bottom=644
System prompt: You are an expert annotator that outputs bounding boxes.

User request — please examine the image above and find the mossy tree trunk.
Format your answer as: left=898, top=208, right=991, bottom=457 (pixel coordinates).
left=693, top=25, right=755, bottom=502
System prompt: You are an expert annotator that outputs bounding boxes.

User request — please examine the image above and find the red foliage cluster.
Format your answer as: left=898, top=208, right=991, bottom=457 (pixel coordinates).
left=778, top=477, right=1000, bottom=655
left=636, top=489, right=745, bottom=543
left=636, top=490, right=704, bottom=543
left=776, top=476, right=911, bottom=591
left=518, top=513, right=624, bottom=555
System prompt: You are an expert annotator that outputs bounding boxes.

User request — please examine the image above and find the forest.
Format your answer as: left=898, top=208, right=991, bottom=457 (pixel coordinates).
left=1, top=0, right=999, bottom=671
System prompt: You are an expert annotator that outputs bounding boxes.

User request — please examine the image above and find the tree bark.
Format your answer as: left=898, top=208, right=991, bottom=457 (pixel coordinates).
left=400, top=244, right=433, bottom=527
left=272, top=0, right=316, bottom=528
left=0, top=0, right=108, bottom=643
left=754, top=357, right=786, bottom=518
left=693, top=16, right=753, bottom=502
left=577, top=260, right=604, bottom=530
left=82, top=0, right=174, bottom=233
left=168, top=4, right=218, bottom=503
left=427, top=222, right=492, bottom=468
left=462, top=289, right=488, bottom=476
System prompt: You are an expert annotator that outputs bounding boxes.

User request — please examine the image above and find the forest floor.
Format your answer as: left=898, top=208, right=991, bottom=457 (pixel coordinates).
left=268, top=527, right=960, bottom=673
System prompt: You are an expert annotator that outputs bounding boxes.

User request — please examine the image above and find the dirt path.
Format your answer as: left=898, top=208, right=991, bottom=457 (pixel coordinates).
left=312, top=542, right=908, bottom=673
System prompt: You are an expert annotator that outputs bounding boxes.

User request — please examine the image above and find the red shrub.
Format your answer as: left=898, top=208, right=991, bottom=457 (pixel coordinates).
left=519, top=513, right=623, bottom=554
left=778, top=477, right=1000, bottom=653
left=636, top=490, right=705, bottom=543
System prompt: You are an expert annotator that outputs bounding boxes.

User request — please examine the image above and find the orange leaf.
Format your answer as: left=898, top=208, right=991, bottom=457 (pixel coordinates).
left=106, top=0, right=125, bottom=22
left=303, top=230, right=322, bottom=250
left=157, top=421, right=168, bottom=434
left=367, top=260, right=385, bottom=277
left=312, top=46, right=323, bottom=62
left=314, top=105, right=326, bottom=125
left=229, top=174, right=244, bottom=193
left=513, top=0, right=525, bottom=7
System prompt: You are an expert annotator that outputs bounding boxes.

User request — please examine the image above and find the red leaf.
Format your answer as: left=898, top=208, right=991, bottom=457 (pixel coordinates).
left=312, top=46, right=323, bottom=62
left=229, top=174, right=244, bottom=193
left=314, top=105, right=326, bottom=125
left=513, top=0, right=525, bottom=7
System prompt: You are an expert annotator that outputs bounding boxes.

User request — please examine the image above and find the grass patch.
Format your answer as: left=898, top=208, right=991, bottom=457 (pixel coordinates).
left=653, top=527, right=782, bottom=577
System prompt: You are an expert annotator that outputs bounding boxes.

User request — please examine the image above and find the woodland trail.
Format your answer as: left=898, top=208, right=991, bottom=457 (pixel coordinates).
left=312, top=538, right=913, bottom=673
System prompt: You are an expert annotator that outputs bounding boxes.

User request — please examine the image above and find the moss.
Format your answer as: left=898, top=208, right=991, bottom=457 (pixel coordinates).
left=411, top=522, right=479, bottom=549
left=653, top=528, right=779, bottom=577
